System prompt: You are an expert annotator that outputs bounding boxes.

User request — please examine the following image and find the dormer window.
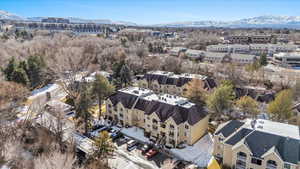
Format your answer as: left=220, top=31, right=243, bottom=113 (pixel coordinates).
left=152, top=119, right=158, bottom=124
left=185, top=125, right=189, bottom=129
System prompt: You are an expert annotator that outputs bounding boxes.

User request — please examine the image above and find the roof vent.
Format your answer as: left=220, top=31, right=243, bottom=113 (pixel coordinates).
left=133, top=90, right=139, bottom=94
left=251, top=120, right=257, bottom=129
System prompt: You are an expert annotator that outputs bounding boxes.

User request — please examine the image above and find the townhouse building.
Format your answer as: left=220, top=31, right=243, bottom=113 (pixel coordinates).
left=169, top=47, right=187, bottom=56
left=206, top=44, right=297, bottom=55
left=207, top=44, right=250, bottom=54
left=185, top=49, right=206, bottom=60
left=250, top=44, right=298, bottom=55
left=273, top=52, right=300, bottom=67
left=203, top=52, right=257, bottom=64
left=105, top=87, right=209, bottom=147
left=213, top=119, right=300, bottom=169
left=138, top=71, right=216, bottom=96
left=228, top=35, right=273, bottom=44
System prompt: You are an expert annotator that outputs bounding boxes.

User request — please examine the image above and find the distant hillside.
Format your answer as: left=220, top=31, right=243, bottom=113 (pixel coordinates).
left=27, top=17, right=137, bottom=26
left=154, top=16, right=300, bottom=29
left=0, top=10, right=24, bottom=20
left=2, top=9, right=300, bottom=28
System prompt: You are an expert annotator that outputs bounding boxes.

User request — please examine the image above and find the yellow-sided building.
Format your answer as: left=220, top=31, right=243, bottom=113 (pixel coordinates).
left=105, top=87, right=209, bottom=147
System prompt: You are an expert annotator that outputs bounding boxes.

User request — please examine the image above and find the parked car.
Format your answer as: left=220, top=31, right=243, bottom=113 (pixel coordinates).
left=145, top=149, right=158, bottom=159
left=117, top=136, right=129, bottom=145
left=111, top=132, right=123, bottom=142
left=127, top=144, right=138, bottom=151
left=108, top=127, right=120, bottom=134
left=127, top=140, right=139, bottom=151
left=89, top=126, right=108, bottom=138
left=173, top=160, right=186, bottom=169
left=141, top=144, right=153, bottom=154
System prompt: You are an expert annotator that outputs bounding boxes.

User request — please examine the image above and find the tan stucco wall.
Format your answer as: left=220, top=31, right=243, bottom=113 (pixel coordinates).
left=189, top=114, right=209, bottom=145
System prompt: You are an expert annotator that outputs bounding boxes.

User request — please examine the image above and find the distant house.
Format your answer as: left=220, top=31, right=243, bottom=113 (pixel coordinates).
left=169, top=47, right=187, bottom=56
left=273, top=52, right=300, bottom=67
left=185, top=49, right=205, bottom=60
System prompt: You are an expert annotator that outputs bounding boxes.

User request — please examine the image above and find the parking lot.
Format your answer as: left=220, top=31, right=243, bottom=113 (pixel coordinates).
left=87, top=122, right=173, bottom=169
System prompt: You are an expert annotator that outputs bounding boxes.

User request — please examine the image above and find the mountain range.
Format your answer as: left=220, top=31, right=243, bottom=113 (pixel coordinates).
left=1, top=10, right=300, bottom=28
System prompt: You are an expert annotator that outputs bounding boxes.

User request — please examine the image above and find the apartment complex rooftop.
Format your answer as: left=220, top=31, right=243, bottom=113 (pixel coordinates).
left=109, top=87, right=207, bottom=125
left=215, top=119, right=300, bottom=164
left=118, top=87, right=194, bottom=108
left=243, top=119, right=300, bottom=140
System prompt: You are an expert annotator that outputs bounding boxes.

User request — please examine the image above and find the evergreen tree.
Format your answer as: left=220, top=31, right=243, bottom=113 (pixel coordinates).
left=2, top=57, right=17, bottom=81
left=75, top=84, right=93, bottom=135
left=92, top=74, right=115, bottom=119
left=259, top=53, right=268, bottom=66
left=27, top=56, right=46, bottom=89
left=11, top=67, right=29, bottom=86
left=120, top=64, right=132, bottom=87
left=148, top=43, right=153, bottom=53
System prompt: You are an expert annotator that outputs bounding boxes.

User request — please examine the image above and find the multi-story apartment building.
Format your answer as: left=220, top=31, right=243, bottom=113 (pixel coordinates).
left=213, top=119, right=300, bottom=169
left=207, top=44, right=250, bottom=54
left=105, top=87, right=209, bottom=147
left=138, top=71, right=216, bottom=96
left=228, top=35, right=273, bottom=44
left=273, top=52, right=300, bottom=67
left=41, top=17, right=70, bottom=24
left=206, top=44, right=297, bottom=55
left=203, top=52, right=257, bottom=64
left=250, top=44, right=298, bottom=55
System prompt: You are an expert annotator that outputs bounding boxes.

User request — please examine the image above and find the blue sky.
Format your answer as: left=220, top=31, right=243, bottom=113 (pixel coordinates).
left=0, top=0, right=299, bottom=24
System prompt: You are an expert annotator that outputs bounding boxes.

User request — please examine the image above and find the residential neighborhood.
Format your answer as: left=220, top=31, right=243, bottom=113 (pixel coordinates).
left=1, top=1, right=300, bottom=169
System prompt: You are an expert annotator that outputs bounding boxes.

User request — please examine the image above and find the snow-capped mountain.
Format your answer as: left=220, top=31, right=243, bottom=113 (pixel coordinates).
left=0, top=10, right=24, bottom=20
left=1, top=9, right=300, bottom=28
left=154, top=16, right=300, bottom=28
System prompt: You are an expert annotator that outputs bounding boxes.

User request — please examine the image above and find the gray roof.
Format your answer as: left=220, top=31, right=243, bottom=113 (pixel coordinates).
left=108, top=89, right=208, bottom=125
left=215, top=120, right=244, bottom=137
left=219, top=119, right=300, bottom=164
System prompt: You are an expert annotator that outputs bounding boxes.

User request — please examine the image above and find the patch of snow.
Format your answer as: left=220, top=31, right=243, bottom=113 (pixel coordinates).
left=170, top=133, right=213, bottom=167
left=29, top=84, right=61, bottom=99
left=120, top=127, right=150, bottom=143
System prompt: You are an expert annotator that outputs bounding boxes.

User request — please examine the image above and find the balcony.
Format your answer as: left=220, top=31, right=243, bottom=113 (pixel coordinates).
left=237, top=155, right=246, bottom=161
left=266, top=164, right=277, bottom=169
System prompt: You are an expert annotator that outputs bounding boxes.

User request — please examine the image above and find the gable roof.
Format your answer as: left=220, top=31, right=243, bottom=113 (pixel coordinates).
left=222, top=124, right=300, bottom=164
left=215, top=120, right=244, bottom=138
left=144, top=100, right=207, bottom=125
left=225, top=128, right=252, bottom=145
left=244, top=130, right=300, bottom=164
left=108, top=90, right=208, bottom=125
left=108, top=92, right=138, bottom=109
left=143, top=71, right=216, bottom=88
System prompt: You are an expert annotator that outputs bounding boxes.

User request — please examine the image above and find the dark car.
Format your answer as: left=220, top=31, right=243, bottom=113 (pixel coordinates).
left=111, top=132, right=123, bottom=142
left=127, top=144, right=138, bottom=151
left=145, top=149, right=158, bottom=159
left=141, top=144, right=153, bottom=154
left=173, top=160, right=187, bottom=169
